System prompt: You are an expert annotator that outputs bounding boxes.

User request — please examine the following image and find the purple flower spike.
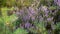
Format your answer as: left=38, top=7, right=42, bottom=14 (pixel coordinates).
left=25, top=22, right=31, bottom=28
left=22, top=15, right=30, bottom=22
left=28, top=7, right=36, bottom=15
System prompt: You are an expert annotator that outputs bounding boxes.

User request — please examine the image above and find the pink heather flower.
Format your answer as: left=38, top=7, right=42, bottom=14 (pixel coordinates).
left=54, top=0, right=60, bottom=6
left=45, top=14, right=48, bottom=17
left=41, top=6, right=49, bottom=14
left=22, top=15, right=30, bottom=22
left=47, top=17, right=53, bottom=21
left=25, top=22, right=31, bottom=28
left=28, top=7, right=36, bottom=15
left=44, top=10, right=49, bottom=14
left=54, top=0, right=57, bottom=4
left=57, top=0, right=60, bottom=6
left=47, top=18, right=51, bottom=21
left=19, top=9, right=25, bottom=15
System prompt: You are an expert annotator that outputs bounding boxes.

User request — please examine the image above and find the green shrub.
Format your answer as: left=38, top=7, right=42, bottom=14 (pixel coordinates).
left=13, top=28, right=28, bottom=34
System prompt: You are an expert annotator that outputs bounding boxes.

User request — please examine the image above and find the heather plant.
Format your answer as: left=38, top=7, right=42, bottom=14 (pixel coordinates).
left=0, top=0, right=60, bottom=34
